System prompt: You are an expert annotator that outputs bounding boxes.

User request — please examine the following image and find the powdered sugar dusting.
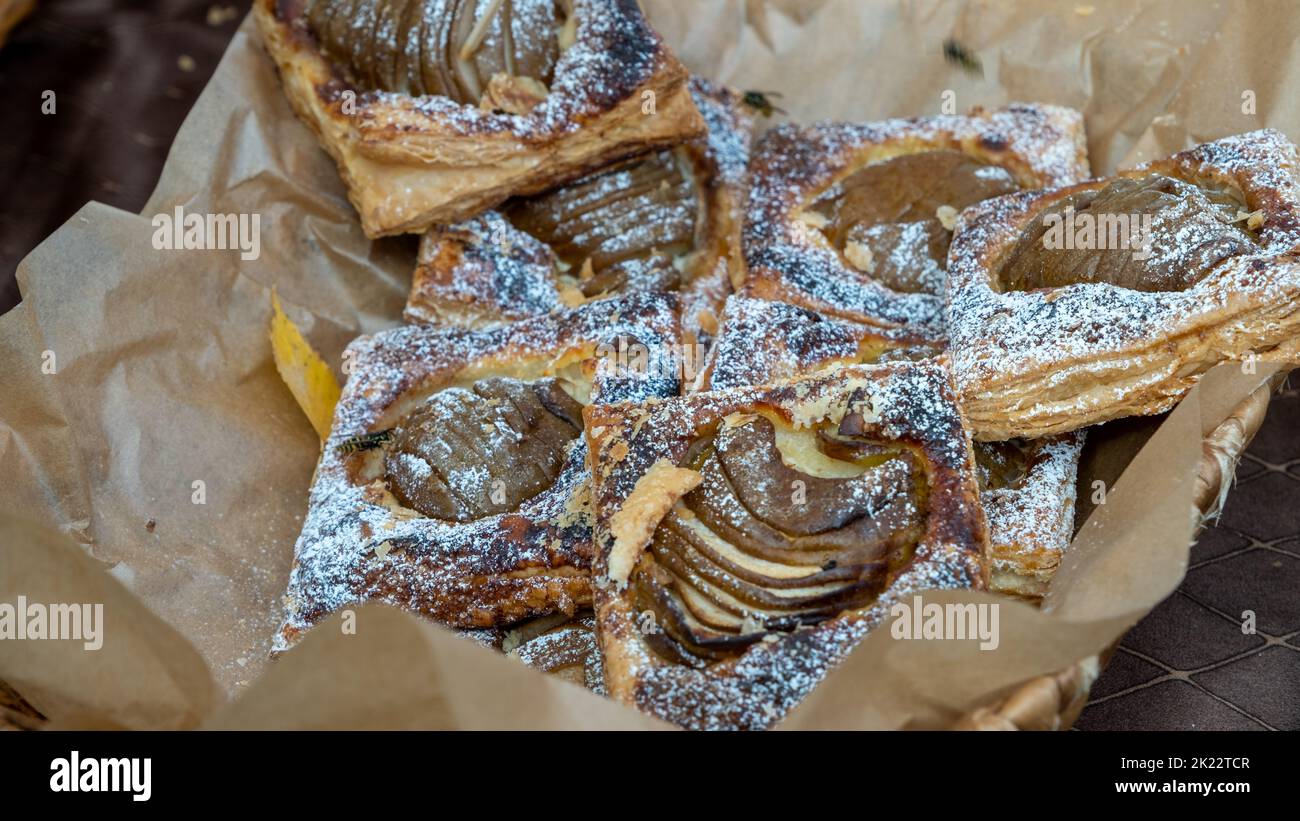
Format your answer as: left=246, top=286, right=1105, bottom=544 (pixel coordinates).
left=406, top=77, right=752, bottom=329
left=356, top=0, right=670, bottom=141
left=741, top=104, right=1090, bottom=337
left=588, top=361, right=985, bottom=729
left=699, top=295, right=936, bottom=392
left=945, top=129, right=1300, bottom=436
left=276, top=293, right=682, bottom=651
left=980, top=433, right=1085, bottom=596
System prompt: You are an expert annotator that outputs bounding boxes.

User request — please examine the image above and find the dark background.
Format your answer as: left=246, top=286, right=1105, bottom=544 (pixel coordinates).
left=0, top=1, right=1295, bottom=730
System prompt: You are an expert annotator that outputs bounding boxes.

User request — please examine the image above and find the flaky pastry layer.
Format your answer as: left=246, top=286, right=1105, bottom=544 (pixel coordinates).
left=255, top=0, right=704, bottom=237
left=946, top=129, right=1300, bottom=440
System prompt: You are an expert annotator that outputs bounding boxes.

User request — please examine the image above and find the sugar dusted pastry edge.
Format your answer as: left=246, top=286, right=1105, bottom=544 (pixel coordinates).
left=403, top=78, right=754, bottom=338
left=584, top=361, right=988, bottom=730
left=254, top=0, right=705, bottom=237
left=946, top=129, right=1300, bottom=440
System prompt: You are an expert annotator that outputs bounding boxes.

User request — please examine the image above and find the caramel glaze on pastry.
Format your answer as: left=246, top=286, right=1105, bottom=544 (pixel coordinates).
left=275, top=294, right=682, bottom=652
left=739, top=104, right=1090, bottom=339
left=946, top=129, right=1300, bottom=441
left=696, top=295, right=1081, bottom=602
left=998, top=174, right=1258, bottom=293
left=254, top=0, right=704, bottom=236
left=404, top=78, right=753, bottom=342
left=807, top=150, right=1019, bottom=295
left=586, top=362, right=987, bottom=729
left=303, top=0, right=564, bottom=103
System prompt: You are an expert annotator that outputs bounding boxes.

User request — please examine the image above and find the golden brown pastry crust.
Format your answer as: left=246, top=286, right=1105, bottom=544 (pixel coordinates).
left=980, top=434, right=1084, bottom=599
left=585, top=361, right=988, bottom=729
left=699, top=295, right=1080, bottom=601
left=404, top=77, right=753, bottom=341
left=691, top=295, right=938, bottom=392
left=740, top=104, right=1090, bottom=339
left=254, top=0, right=705, bottom=238
left=947, top=129, right=1300, bottom=441
left=275, top=293, right=682, bottom=652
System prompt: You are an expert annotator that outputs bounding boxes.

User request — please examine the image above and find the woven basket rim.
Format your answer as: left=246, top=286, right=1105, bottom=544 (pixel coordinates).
left=951, top=372, right=1286, bottom=730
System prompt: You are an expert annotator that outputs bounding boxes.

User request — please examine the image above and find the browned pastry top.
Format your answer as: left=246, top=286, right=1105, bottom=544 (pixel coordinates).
left=587, top=361, right=987, bottom=730
left=303, top=0, right=566, bottom=102
left=998, top=173, right=1259, bottom=293
left=502, top=149, right=700, bottom=297
left=385, top=376, right=584, bottom=521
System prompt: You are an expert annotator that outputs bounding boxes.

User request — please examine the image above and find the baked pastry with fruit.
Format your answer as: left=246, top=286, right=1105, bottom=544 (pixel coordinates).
left=405, top=77, right=753, bottom=343
left=275, top=294, right=681, bottom=651
left=946, top=129, right=1300, bottom=440
left=254, top=0, right=704, bottom=237
left=691, top=295, right=939, bottom=392
left=585, top=361, right=988, bottom=729
left=697, top=295, right=1081, bottom=600
left=504, top=612, right=604, bottom=693
left=741, top=104, right=1089, bottom=340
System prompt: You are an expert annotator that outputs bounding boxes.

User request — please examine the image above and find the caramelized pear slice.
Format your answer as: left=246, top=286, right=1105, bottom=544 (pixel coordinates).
left=384, top=376, right=582, bottom=521
left=689, top=446, right=921, bottom=561
left=998, top=173, right=1257, bottom=293
left=304, top=0, right=561, bottom=99
left=715, top=417, right=908, bottom=536
left=503, top=150, right=698, bottom=296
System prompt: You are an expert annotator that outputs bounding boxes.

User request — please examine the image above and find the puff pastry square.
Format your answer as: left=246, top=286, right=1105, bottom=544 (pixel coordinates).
left=404, top=77, right=753, bottom=341
left=947, top=129, right=1300, bottom=441
left=254, top=0, right=705, bottom=237
left=699, top=295, right=1081, bottom=601
left=585, top=360, right=988, bottom=729
left=740, top=104, right=1090, bottom=339
left=275, top=293, right=682, bottom=651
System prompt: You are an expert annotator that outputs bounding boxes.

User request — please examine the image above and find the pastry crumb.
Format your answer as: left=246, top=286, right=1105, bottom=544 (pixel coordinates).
left=479, top=73, right=549, bottom=116
left=844, top=239, right=876, bottom=273
left=796, top=210, right=828, bottom=230
left=936, top=204, right=959, bottom=230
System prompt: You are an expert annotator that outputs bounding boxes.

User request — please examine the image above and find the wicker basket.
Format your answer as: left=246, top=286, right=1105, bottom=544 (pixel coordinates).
left=0, top=377, right=1284, bottom=731
left=953, top=374, right=1284, bottom=730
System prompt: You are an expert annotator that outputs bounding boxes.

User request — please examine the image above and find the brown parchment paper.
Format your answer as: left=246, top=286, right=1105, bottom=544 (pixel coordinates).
left=0, top=0, right=1296, bottom=730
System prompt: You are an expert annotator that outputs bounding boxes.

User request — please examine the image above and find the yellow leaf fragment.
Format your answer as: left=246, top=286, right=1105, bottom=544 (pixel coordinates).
left=269, top=291, right=341, bottom=441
